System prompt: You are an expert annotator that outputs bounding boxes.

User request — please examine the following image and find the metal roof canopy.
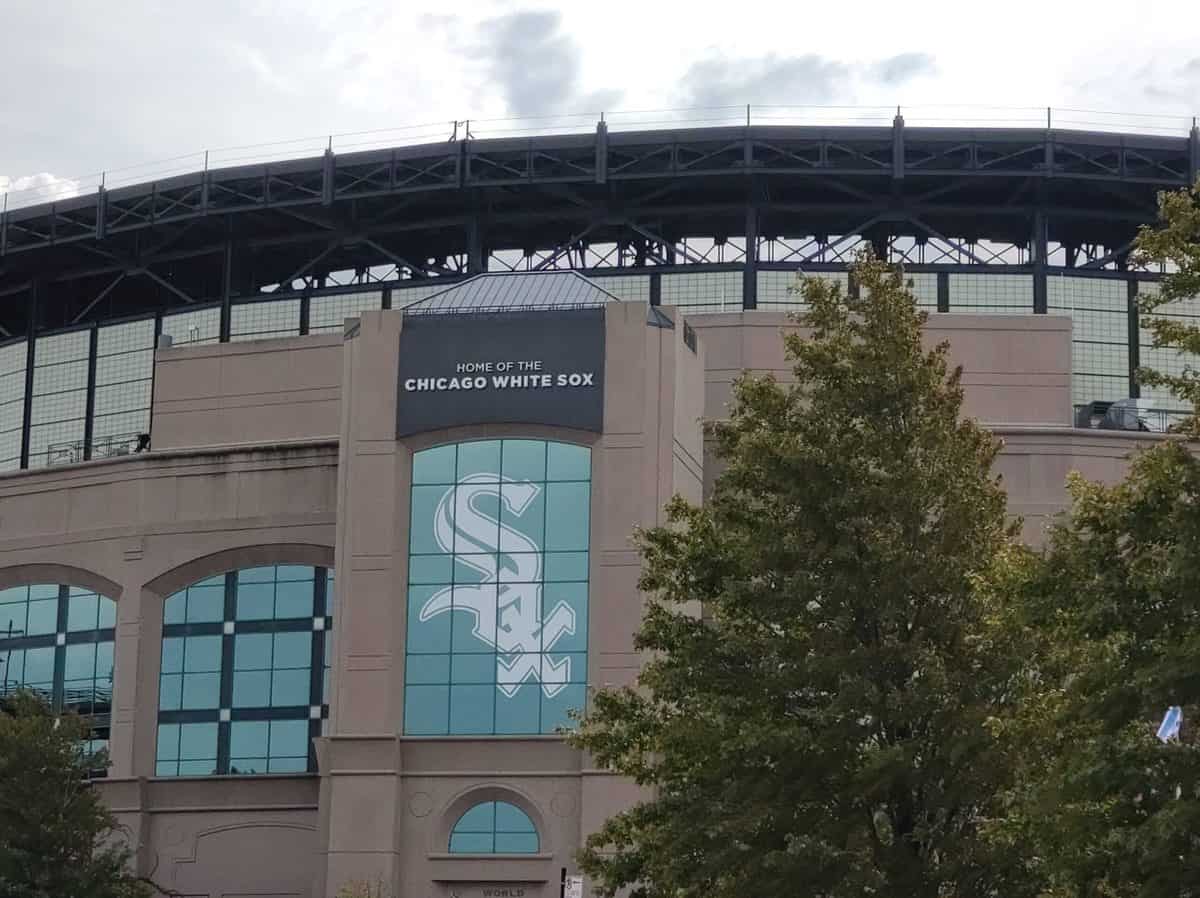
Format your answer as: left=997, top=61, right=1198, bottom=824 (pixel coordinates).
left=401, top=270, right=623, bottom=316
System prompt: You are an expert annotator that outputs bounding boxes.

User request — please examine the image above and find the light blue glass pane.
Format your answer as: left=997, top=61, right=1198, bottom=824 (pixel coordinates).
left=182, top=672, right=220, bottom=709
left=64, top=643, right=95, bottom=679
left=410, top=485, right=451, bottom=554
left=275, top=580, right=314, bottom=619
left=1, top=649, right=24, bottom=682
left=454, top=554, right=493, bottom=586
left=543, top=583, right=587, bottom=653
left=98, top=598, right=116, bottom=629
left=184, top=636, right=222, bottom=672
left=156, top=723, right=180, bottom=760
left=541, top=683, right=586, bottom=733
left=325, top=574, right=335, bottom=614
left=161, top=637, right=185, bottom=674
left=178, top=760, right=216, bottom=776
left=0, top=601, right=26, bottom=636
left=273, top=632, right=312, bottom=669
left=155, top=761, right=178, bottom=776
left=234, top=633, right=272, bottom=671
left=544, top=552, right=588, bottom=582
left=454, top=801, right=495, bottom=832
left=229, top=757, right=266, bottom=774
left=412, top=444, right=457, bottom=484
left=456, top=441, right=501, bottom=479
left=451, top=652, right=495, bottom=684
left=545, top=483, right=590, bottom=551
left=238, top=567, right=275, bottom=583
left=550, top=652, right=587, bottom=684
left=95, top=642, right=113, bottom=684
left=23, top=647, right=54, bottom=683
left=268, top=719, right=309, bottom=757
left=232, top=670, right=270, bottom=707
left=194, top=574, right=226, bottom=588
left=163, top=592, right=186, bottom=625
left=458, top=492, right=501, bottom=554
left=158, top=673, right=183, bottom=710
left=495, top=832, right=539, bottom=853
left=275, top=565, right=314, bottom=583
left=450, top=832, right=493, bottom=854
left=496, top=554, right=537, bottom=584
left=65, top=677, right=97, bottom=703
left=501, top=439, right=546, bottom=481
left=546, top=442, right=590, bottom=481
left=66, top=594, right=98, bottom=631
left=407, top=586, right=452, bottom=653
left=405, top=653, right=450, bottom=685
left=28, top=585, right=58, bottom=600
left=500, top=482, right=544, bottom=549
left=271, top=669, right=310, bottom=706
left=453, top=585, right=497, bottom=651
left=0, top=586, right=27, bottom=604
left=449, top=684, right=495, bottom=734
left=268, top=755, right=308, bottom=773
left=495, top=801, right=535, bottom=832
left=184, top=585, right=225, bottom=623
left=25, top=600, right=57, bottom=636
left=404, top=684, right=449, bottom=735
left=235, top=583, right=273, bottom=621
left=408, top=555, right=453, bottom=585
left=229, top=720, right=268, bottom=758
left=494, top=686, right=540, bottom=734
left=179, top=722, right=218, bottom=760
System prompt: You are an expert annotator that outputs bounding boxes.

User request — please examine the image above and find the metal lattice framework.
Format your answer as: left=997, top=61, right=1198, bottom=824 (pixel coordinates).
left=0, top=117, right=1197, bottom=336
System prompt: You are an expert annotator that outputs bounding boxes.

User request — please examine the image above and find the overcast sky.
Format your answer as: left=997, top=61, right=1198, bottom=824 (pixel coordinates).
left=1, top=0, right=1197, bottom=197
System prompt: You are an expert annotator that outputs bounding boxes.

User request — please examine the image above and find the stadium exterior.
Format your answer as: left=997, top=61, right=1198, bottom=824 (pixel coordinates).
left=0, top=115, right=1197, bottom=897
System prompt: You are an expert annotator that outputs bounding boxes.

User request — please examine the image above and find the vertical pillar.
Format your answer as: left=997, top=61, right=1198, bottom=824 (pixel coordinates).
left=1032, top=210, right=1048, bottom=314
left=649, top=272, right=662, bottom=307
left=1188, top=121, right=1199, bottom=186
left=1128, top=279, right=1141, bottom=398
left=220, top=235, right=233, bottom=343
left=466, top=216, right=485, bottom=274
left=300, top=292, right=312, bottom=336
left=937, top=271, right=950, bottom=313
left=19, top=282, right=37, bottom=469
left=743, top=203, right=759, bottom=310
left=82, top=325, right=98, bottom=460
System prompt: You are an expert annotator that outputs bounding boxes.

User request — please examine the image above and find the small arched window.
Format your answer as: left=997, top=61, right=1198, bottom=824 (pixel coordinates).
left=449, top=800, right=539, bottom=854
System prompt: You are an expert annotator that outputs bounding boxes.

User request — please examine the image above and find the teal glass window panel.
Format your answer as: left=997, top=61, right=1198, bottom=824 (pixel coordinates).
left=405, top=653, right=450, bottom=685
left=98, top=598, right=116, bottom=629
left=501, top=439, right=546, bottom=481
left=495, top=802, right=536, bottom=832
left=500, top=482, right=544, bottom=547
left=3, top=649, right=24, bottom=682
left=23, top=647, right=54, bottom=684
left=494, top=687, right=540, bottom=734
left=404, top=684, right=449, bottom=734
left=273, top=632, right=312, bottom=669
left=409, top=486, right=450, bottom=554
left=238, top=567, right=275, bottom=583
left=268, top=719, right=309, bottom=758
left=156, top=723, right=180, bottom=761
left=271, top=669, right=310, bottom=706
left=497, top=553, right=539, bottom=584
left=454, top=554, right=494, bottom=585
left=325, top=574, right=335, bottom=614
left=161, top=637, right=184, bottom=674
left=95, top=643, right=113, bottom=682
left=229, top=720, right=268, bottom=758
left=64, top=643, right=96, bottom=680
left=177, top=760, right=216, bottom=776
left=163, top=592, right=186, bottom=625
left=28, top=585, right=58, bottom=600
left=552, top=652, right=588, bottom=683
left=181, top=672, right=220, bottom=709
left=455, top=802, right=495, bottom=832
left=25, top=600, right=57, bottom=636
left=540, top=683, right=586, bottom=733
left=546, top=442, right=590, bottom=481
left=408, top=554, right=453, bottom=585
left=544, top=552, right=588, bottom=582
left=545, top=483, right=590, bottom=551
left=158, top=674, right=183, bottom=710
left=268, top=756, right=308, bottom=773
left=184, top=585, right=224, bottom=623
left=183, top=636, right=222, bottom=672
left=179, top=722, right=218, bottom=760
left=543, top=583, right=587, bottom=652
left=232, top=670, right=270, bottom=707
left=230, top=758, right=266, bottom=775
left=0, top=586, right=26, bottom=604
left=456, top=440, right=501, bottom=479
left=452, top=585, right=497, bottom=649
left=412, top=444, right=457, bottom=484
left=450, top=832, right=493, bottom=854
left=451, top=652, right=496, bottom=684
left=495, top=832, right=539, bottom=853
left=234, top=633, right=272, bottom=671
left=275, top=565, right=314, bottom=583
left=67, top=593, right=98, bottom=631
left=449, top=684, right=495, bottom=734
left=235, top=583, right=274, bottom=621
left=275, top=579, right=315, bottom=619
left=407, top=586, right=452, bottom=653
left=0, top=601, right=26, bottom=635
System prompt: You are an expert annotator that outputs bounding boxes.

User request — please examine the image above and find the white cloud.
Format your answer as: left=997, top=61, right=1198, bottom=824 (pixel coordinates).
left=0, top=173, right=81, bottom=208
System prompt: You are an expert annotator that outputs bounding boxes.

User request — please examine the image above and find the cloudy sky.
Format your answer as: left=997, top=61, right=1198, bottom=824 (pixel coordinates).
left=1, top=0, right=1197, bottom=199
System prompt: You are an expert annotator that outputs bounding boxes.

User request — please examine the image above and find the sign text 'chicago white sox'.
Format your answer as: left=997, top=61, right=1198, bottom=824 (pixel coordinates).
left=403, top=359, right=596, bottom=393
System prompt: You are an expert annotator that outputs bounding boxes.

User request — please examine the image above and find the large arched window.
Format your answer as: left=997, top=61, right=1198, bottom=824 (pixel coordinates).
left=0, top=584, right=116, bottom=763
left=155, top=565, right=333, bottom=777
left=404, top=439, right=590, bottom=736
left=449, top=801, right=539, bottom=854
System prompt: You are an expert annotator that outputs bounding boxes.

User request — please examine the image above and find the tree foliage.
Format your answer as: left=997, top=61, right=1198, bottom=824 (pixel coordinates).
left=571, top=253, right=1029, bottom=898
left=0, top=689, right=150, bottom=898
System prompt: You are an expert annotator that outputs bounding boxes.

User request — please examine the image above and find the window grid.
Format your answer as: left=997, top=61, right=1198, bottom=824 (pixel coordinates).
left=661, top=271, right=743, bottom=311
left=309, top=291, right=384, bottom=333
left=948, top=273, right=1034, bottom=313
left=28, top=332, right=89, bottom=468
left=0, top=342, right=27, bottom=471
left=1049, top=277, right=1132, bottom=407
left=448, top=800, right=540, bottom=854
left=589, top=274, right=651, bottom=303
left=0, top=584, right=116, bottom=773
left=161, top=307, right=221, bottom=346
left=92, top=319, right=155, bottom=446
left=229, top=299, right=301, bottom=342
left=155, top=566, right=331, bottom=777
left=392, top=283, right=454, bottom=309
left=404, top=440, right=590, bottom=737
left=1137, top=281, right=1200, bottom=411
left=757, top=271, right=851, bottom=309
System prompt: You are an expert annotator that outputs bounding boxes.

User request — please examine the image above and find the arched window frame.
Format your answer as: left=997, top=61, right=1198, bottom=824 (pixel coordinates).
left=448, top=800, right=540, bottom=855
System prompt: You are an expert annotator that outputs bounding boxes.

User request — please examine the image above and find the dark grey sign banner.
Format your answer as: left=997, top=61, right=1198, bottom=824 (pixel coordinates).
left=396, top=309, right=605, bottom=437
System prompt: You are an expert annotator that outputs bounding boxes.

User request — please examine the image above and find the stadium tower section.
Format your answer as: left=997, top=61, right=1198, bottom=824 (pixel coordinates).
left=0, top=117, right=1196, bottom=897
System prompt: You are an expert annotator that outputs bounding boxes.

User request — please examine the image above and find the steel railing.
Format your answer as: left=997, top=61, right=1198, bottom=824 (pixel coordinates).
left=1074, top=402, right=1193, bottom=433
left=2, top=104, right=1197, bottom=213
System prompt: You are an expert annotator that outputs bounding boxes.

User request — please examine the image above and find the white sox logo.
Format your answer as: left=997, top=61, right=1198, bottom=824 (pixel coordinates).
left=418, top=473, right=576, bottom=698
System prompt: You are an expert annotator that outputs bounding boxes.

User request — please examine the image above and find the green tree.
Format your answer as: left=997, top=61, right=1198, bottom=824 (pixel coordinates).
left=571, top=254, right=1030, bottom=898
left=0, top=689, right=151, bottom=898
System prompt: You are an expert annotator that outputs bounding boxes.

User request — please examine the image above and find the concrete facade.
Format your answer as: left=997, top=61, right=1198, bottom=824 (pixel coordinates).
left=0, top=300, right=1164, bottom=898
